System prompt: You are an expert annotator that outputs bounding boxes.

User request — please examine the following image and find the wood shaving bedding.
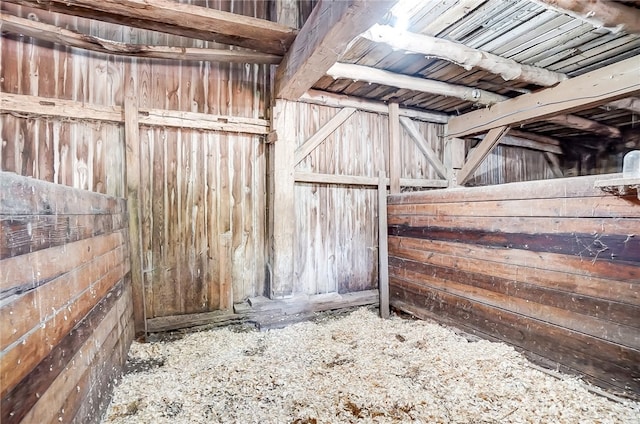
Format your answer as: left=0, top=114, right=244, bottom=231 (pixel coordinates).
left=103, top=308, right=639, bottom=423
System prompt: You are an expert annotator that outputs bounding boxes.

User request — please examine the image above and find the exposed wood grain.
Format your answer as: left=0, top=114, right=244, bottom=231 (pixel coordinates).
left=4, top=0, right=297, bottom=55
left=388, top=102, right=401, bottom=194
left=535, top=0, right=640, bottom=33
left=295, top=172, right=449, bottom=188
left=0, top=280, right=130, bottom=424
left=294, top=107, right=356, bottom=165
left=0, top=12, right=282, bottom=64
left=300, top=89, right=449, bottom=123
left=388, top=175, right=640, bottom=394
left=458, top=126, right=509, bottom=185
left=447, top=56, right=640, bottom=137
left=400, top=117, right=448, bottom=179
left=378, top=172, right=389, bottom=319
left=275, top=0, right=395, bottom=99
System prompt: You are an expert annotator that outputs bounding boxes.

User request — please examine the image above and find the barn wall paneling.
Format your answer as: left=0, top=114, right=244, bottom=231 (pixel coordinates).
left=0, top=172, right=133, bottom=424
left=387, top=174, right=640, bottom=395
left=1, top=0, right=271, bottom=318
left=292, top=101, right=445, bottom=295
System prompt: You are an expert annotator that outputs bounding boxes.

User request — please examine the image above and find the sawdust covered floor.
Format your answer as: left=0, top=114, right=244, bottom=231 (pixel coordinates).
left=102, top=308, right=639, bottom=423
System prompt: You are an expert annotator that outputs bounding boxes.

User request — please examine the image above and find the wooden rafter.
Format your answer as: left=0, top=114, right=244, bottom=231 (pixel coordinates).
left=0, top=13, right=282, bottom=64
left=328, top=63, right=507, bottom=105
left=361, top=24, right=567, bottom=86
left=447, top=56, right=640, bottom=137
left=4, top=0, right=296, bottom=55
left=535, top=0, right=640, bottom=34
left=300, top=90, right=448, bottom=123
left=275, top=0, right=395, bottom=100
left=328, top=62, right=622, bottom=138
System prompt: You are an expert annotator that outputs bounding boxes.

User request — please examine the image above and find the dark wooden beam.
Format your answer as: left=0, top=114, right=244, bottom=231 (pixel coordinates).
left=0, top=12, right=282, bottom=64
left=275, top=0, right=395, bottom=100
left=4, top=0, right=297, bottom=55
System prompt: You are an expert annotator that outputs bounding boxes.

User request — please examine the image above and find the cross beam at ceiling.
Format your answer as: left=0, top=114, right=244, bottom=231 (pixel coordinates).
left=4, top=0, right=296, bottom=55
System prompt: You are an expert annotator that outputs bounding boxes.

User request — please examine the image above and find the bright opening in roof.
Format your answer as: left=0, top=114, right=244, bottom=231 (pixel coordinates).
left=390, top=0, right=421, bottom=31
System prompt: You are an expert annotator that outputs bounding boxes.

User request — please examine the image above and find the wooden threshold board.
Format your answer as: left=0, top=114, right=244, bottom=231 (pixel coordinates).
left=146, top=290, right=379, bottom=333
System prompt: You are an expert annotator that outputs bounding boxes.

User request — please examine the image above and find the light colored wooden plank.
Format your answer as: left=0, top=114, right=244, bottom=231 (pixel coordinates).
left=275, top=0, right=395, bottom=99
left=535, top=0, right=640, bottom=33
left=458, top=126, right=509, bottom=185
left=447, top=56, right=640, bottom=137
left=399, top=117, right=448, bottom=179
left=328, top=62, right=508, bottom=106
left=299, top=89, right=449, bottom=123
left=362, top=24, right=567, bottom=86
left=378, top=172, right=390, bottom=319
left=420, top=0, right=487, bottom=36
left=0, top=93, right=268, bottom=134
left=0, top=12, right=282, bottom=64
left=294, top=107, right=356, bottom=165
left=605, top=97, right=640, bottom=114
left=268, top=100, right=296, bottom=298
left=388, top=102, right=401, bottom=194
left=4, top=0, right=296, bottom=55
left=294, top=172, right=448, bottom=188
left=124, top=95, right=146, bottom=335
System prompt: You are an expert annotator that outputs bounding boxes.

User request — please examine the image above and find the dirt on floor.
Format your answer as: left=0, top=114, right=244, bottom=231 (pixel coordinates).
left=102, top=307, right=639, bottom=424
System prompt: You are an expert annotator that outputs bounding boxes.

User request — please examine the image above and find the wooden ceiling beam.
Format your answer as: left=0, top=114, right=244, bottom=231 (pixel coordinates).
left=361, top=24, right=567, bottom=87
left=274, top=0, right=395, bottom=100
left=3, top=0, right=296, bottom=55
left=534, top=0, right=640, bottom=34
left=328, top=62, right=622, bottom=138
left=327, top=62, right=508, bottom=105
left=447, top=56, right=640, bottom=137
left=0, top=13, right=282, bottom=64
left=605, top=97, right=640, bottom=114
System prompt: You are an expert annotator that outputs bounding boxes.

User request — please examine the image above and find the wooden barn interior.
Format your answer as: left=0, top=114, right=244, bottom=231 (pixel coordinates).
left=1, top=0, right=639, bottom=422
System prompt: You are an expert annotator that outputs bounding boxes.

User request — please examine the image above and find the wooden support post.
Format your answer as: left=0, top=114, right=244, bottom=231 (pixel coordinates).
left=378, top=171, right=390, bottom=319
left=399, top=116, right=448, bottom=180
left=388, top=102, right=401, bottom=194
left=457, top=126, right=509, bottom=185
left=544, top=152, right=565, bottom=178
left=124, top=95, right=146, bottom=336
left=294, top=107, right=356, bottom=165
left=444, top=134, right=466, bottom=187
left=268, top=100, right=296, bottom=298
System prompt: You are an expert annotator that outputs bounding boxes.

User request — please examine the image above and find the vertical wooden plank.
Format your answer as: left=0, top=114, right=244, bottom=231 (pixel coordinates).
left=388, top=102, right=401, bottom=194
left=378, top=171, right=390, bottom=319
left=124, top=95, right=146, bottom=336
left=268, top=99, right=296, bottom=298
left=444, top=134, right=466, bottom=187
left=219, top=232, right=233, bottom=310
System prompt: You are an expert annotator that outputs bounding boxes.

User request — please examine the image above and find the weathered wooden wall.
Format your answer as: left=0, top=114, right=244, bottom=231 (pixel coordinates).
left=292, top=101, right=444, bottom=294
left=1, top=0, right=270, bottom=318
left=0, top=172, right=133, bottom=424
left=387, top=174, right=640, bottom=396
left=465, top=144, right=555, bottom=186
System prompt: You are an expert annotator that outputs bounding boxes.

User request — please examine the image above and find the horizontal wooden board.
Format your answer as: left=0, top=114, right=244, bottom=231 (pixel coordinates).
left=0, top=260, right=128, bottom=398
left=389, top=256, right=640, bottom=328
left=388, top=174, right=624, bottom=204
left=389, top=225, right=640, bottom=263
left=390, top=278, right=640, bottom=394
left=0, top=171, right=125, bottom=215
left=389, top=261, right=640, bottom=348
left=389, top=242, right=640, bottom=306
left=0, top=229, right=126, bottom=297
left=390, top=236, right=640, bottom=285
left=388, top=195, right=640, bottom=218
left=0, top=213, right=126, bottom=259
left=0, top=245, right=127, bottom=350
left=2, top=280, right=131, bottom=424
left=387, top=215, right=640, bottom=237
